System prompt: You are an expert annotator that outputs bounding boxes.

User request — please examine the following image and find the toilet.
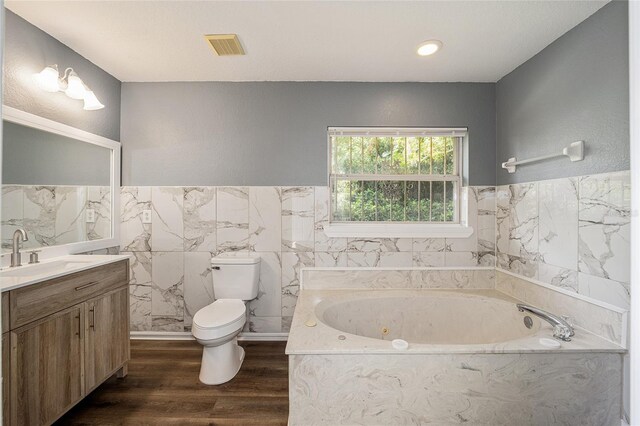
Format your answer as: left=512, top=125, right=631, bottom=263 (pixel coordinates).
left=191, top=254, right=260, bottom=385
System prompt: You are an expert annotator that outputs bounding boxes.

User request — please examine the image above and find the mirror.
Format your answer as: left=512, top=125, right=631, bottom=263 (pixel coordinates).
left=1, top=107, right=120, bottom=254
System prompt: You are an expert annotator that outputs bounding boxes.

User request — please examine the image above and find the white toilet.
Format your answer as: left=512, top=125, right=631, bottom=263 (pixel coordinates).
left=191, top=254, right=260, bottom=385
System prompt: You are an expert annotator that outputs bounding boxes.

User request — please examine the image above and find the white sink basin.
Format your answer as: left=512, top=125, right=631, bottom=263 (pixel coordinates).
left=1, top=259, right=97, bottom=278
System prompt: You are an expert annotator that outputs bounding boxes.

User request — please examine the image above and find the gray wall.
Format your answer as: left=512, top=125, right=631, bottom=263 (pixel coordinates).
left=496, top=0, right=629, bottom=185
left=2, top=121, right=110, bottom=185
left=121, top=82, right=496, bottom=186
left=3, top=9, right=121, bottom=141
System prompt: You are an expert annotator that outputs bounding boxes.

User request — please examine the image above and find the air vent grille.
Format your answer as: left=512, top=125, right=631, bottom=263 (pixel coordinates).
left=204, top=34, right=245, bottom=56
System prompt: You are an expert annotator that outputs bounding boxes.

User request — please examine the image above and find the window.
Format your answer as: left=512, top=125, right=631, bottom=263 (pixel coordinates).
left=329, top=127, right=465, bottom=227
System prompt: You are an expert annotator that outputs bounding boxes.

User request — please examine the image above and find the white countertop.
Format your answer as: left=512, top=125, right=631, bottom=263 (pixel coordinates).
left=286, top=288, right=625, bottom=355
left=0, top=254, right=132, bottom=292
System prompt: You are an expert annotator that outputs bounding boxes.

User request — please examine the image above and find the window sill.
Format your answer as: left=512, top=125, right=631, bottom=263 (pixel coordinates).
left=324, top=223, right=474, bottom=239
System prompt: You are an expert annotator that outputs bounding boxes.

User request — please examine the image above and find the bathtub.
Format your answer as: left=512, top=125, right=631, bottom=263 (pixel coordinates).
left=286, top=287, right=624, bottom=425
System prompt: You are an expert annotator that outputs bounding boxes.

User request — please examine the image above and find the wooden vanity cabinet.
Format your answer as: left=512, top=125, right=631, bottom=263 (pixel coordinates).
left=1, top=259, right=130, bottom=426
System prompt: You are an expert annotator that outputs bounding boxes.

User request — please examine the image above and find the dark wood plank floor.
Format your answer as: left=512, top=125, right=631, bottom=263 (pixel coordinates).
left=55, top=340, right=289, bottom=425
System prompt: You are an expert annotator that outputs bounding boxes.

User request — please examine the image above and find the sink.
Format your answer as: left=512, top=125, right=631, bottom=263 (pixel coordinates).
left=1, top=259, right=96, bottom=277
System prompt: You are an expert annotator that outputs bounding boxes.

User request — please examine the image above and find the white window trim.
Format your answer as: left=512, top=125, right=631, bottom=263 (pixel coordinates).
left=326, top=127, right=472, bottom=238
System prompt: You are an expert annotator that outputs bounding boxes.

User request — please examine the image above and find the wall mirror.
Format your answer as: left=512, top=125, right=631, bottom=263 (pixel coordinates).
left=1, top=106, right=120, bottom=257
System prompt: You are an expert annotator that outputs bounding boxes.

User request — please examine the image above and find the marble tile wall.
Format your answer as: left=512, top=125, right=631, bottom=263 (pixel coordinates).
left=122, top=185, right=494, bottom=333
left=496, top=171, right=631, bottom=310
left=1, top=185, right=111, bottom=253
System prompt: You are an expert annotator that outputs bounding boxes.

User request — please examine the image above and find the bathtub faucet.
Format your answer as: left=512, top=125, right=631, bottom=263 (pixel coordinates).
left=516, top=304, right=574, bottom=341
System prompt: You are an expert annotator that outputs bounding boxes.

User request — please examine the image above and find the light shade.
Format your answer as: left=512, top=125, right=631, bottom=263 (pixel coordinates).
left=83, top=90, right=104, bottom=110
left=64, top=71, right=86, bottom=100
left=33, top=65, right=60, bottom=92
left=417, top=40, right=443, bottom=56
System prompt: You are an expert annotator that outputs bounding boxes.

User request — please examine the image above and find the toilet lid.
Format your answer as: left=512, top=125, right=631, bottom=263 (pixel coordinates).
left=193, top=299, right=246, bottom=328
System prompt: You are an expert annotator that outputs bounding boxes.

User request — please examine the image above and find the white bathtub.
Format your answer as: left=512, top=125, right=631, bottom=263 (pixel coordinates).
left=286, top=288, right=625, bottom=425
left=316, top=291, right=541, bottom=345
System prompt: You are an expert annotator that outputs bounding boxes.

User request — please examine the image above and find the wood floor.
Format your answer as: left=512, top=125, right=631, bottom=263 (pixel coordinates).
left=55, top=340, right=289, bottom=425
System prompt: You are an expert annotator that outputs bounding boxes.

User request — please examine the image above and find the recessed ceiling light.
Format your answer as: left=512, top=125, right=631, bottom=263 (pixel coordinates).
left=417, top=40, right=442, bottom=57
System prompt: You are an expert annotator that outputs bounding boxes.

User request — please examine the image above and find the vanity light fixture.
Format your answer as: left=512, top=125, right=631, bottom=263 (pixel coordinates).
left=417, top=40, right=443, bottom=56
left=33, top=65, right=105, bottom=110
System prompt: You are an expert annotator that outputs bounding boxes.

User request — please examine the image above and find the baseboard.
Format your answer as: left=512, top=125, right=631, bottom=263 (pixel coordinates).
left=130, top=331, right=289, bottom=341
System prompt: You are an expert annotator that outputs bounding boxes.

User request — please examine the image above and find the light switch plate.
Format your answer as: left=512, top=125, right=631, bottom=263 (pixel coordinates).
left=86, top=209, right=96, bottom=223
left=142, top=210, right=152, bottom=224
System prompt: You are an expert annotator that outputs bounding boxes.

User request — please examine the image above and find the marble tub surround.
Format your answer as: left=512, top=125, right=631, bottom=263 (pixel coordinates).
left=1, top=184, right=111, bottom=253
left=496, top=270, right=627, bottom=347
left=120, top=185, right=492, bottom=334
left=301, top=267, right=495, bottom=290
left=496, top=170, right=631, bottom=310
left=288, top=352, right=622, bottom=426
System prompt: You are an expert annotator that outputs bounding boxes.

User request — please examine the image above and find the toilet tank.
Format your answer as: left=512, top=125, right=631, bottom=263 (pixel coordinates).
left=211, top=254, right=261, bottom=300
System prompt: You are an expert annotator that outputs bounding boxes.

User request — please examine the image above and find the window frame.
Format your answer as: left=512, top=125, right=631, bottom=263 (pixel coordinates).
left=327, top=126, right=466, bottom=220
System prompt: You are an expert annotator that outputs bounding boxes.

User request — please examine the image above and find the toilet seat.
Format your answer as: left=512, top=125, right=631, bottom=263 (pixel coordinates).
left=192, top=299, right=246, bottom=341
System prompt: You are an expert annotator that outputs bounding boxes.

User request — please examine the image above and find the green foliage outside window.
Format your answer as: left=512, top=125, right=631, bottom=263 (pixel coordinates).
left=330, top=134, right=459, bottom=223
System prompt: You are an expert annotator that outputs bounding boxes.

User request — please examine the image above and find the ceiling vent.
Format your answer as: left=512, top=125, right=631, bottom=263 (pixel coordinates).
left=204, top=34, right=245, bottom=56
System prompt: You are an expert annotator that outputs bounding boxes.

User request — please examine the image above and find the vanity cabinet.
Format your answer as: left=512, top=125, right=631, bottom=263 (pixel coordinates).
left=2, top=259, right=130, bottom=426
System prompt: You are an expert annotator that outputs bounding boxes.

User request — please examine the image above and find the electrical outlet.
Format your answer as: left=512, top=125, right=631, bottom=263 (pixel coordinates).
left=142, top=209, right=152, bottom=224
left=86, top=209, right=96, bottom=223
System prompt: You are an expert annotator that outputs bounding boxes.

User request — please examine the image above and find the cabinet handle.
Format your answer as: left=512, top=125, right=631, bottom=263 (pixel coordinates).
left=75, top=281, right=99, bottom=291
left=75, top=313, right=82, bottom=339
left=89, top=307, right=95, bottom=330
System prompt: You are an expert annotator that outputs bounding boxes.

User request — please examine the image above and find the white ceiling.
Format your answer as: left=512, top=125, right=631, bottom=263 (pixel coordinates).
left=6, top=0, right=609, bottom=83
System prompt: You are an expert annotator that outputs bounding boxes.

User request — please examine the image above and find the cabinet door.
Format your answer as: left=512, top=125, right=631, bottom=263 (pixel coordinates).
left=85, top=287, right=130, bottom=391
left=3, top=332, right=10, bottom=426
left=11, top=305, right=84, bottom=426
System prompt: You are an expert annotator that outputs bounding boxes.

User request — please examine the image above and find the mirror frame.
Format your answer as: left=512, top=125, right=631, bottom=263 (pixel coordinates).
left=2, top=106, right=121, bottom=260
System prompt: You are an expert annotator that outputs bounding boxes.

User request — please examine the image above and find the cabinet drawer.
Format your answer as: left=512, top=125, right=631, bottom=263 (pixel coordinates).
left=9, top=260, right=128, bottom=329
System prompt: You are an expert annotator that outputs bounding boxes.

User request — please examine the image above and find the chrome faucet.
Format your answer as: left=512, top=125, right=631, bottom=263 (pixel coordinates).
left=517, top=303, right=574, bottom=341
left=11, top=229, right=29, bottom=267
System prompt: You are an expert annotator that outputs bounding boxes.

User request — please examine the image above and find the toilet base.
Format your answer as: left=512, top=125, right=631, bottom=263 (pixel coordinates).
left=199, top=337, right=245, bottom=385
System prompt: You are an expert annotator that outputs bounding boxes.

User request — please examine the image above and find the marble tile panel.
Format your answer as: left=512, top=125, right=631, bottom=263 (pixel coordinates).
left=445, top=251, right=478, bottom=267
left=249, top=187, right=281, bottom=251
left=477, top=213, right=496, bottom=253
left=183, top=187, right=216, bottom=252
left=478, top=251, right=496, bottom=267
left=128, top=251, right=153, bottom=331
left=412, top=238, right=445, bottom=252
left=314, top=186, right=348, bottom=252
left=151, top=316, right=184, bottom=332
left=495, top=185, right=510, bottom=255
left=183, top=252, right=214, bottom=327
left=475, top=186, right=496, bottom=215
left=55, top=186, right=87, bottom=245
left=282, top=187, right=315, bottom=252
left=151, top=187, right=183, bottom=251
left=23, top=186, right=56, bottom=249
left=151, top=251, right=184, bottom=318
left=578, top=171, right=630, bottom=284
left=244, top=316, right=282, bottom=333
left=216, top=187, right=249, bottom=253
left=282, top=252, right=314, bottom=316
left=538, top=178, right=578, bottom=270
left=1, top=186, right=24, bottom=253
left=248, top=251, right=282, bottom=317
left=412, top=252, right=446, bottom=267
left=347, top=238, right=412, bottom=253
left=86, top=186, right=111, bottom=241
left=281, top=316, right=293, bottom=333
left=508, top=183, right=538, bottom=258
left=578, top=272, right=630, bottom=311
left=120, top=186, right=152, bottom=252
left=537, top=262, right=578, bottom=293
left=314, top=252, right=349, bottom=267
left=347, top=252, right=413, bottom=267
